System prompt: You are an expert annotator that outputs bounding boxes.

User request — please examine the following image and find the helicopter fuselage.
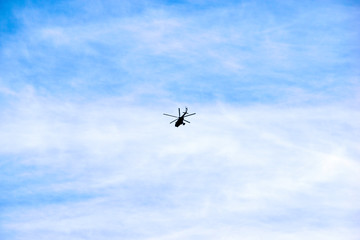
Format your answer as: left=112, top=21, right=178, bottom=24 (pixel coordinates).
left=175, top=116, right=185, bottom=127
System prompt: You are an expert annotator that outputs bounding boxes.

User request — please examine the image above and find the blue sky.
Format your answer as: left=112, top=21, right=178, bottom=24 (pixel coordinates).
left=1, top=0, right=359, bottom=239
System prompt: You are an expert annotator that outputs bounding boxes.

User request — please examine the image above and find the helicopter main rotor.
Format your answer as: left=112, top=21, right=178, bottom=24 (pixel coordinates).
left=163, top=107, right=196, bottom=126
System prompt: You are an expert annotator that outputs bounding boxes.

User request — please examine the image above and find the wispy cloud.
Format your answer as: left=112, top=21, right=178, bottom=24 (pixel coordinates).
left=1, top=88, right=359, bottom=239
left=1, top=0, right=359, bottom=103
left=1, top=0, right=359, bottom=239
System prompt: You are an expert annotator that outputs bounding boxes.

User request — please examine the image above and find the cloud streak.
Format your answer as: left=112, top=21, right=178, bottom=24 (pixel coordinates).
left=1, top=0, right=359, bottom=103
left=1, top=88, right=359, bottom=239
left=1, top=0, right=359, bottom=239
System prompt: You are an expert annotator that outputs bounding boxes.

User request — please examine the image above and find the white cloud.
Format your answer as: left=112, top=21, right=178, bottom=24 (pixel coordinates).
left=1, top=88, right=359, bottom=239
left=1, top=1, right=359, bottom=239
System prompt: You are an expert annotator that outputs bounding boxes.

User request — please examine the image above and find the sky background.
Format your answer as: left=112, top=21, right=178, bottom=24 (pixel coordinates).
left=0, top=0, right=360, bottom=239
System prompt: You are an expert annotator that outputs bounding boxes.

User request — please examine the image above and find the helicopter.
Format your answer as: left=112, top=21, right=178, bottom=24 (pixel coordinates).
left=163, top=107, right=196, bottom=127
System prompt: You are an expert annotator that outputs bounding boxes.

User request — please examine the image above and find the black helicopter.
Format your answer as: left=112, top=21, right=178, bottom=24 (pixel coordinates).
left=163, top=107, right=196, bottom=127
